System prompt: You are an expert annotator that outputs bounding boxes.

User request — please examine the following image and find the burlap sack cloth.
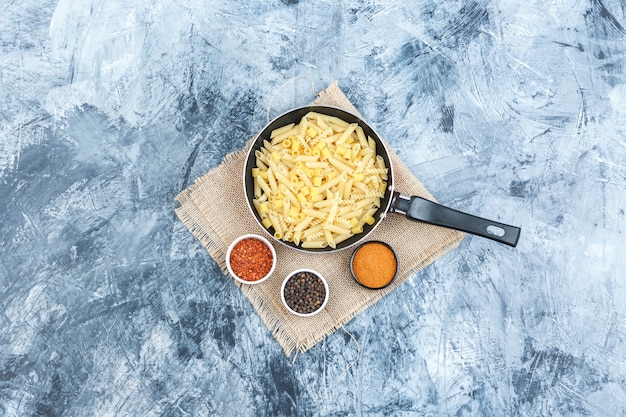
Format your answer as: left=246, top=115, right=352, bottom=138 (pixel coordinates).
left=175, top=82, right=464, bottom=356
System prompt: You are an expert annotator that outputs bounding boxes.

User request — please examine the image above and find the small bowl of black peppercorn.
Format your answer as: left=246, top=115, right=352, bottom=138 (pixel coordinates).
left=280, top=269, right=329, bottom=317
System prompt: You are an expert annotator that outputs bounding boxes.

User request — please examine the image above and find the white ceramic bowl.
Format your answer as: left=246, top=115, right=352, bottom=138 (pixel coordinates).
left=226, top=234, right=276, bottom=285
left=280, top=268, right=329, bottom=317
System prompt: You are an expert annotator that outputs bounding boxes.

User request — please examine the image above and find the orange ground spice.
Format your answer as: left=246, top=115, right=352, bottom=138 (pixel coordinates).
left=351, top=242, right=398, bottom=289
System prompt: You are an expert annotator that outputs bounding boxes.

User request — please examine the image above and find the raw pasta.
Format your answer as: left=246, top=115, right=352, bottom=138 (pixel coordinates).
left=251, top=112, right=388, bottom=249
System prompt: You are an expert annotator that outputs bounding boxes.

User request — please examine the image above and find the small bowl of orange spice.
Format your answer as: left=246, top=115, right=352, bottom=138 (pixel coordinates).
left=226, top=234, right=276, bottom=285
left=350, top=240, right=399, bottom=289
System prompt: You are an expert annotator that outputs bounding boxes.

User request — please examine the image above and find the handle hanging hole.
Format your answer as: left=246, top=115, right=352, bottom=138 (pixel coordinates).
left=486, top=225, right=505, bottom=237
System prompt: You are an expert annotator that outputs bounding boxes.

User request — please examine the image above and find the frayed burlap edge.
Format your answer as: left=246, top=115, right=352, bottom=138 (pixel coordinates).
left=174, top=150, right=246, bottom=273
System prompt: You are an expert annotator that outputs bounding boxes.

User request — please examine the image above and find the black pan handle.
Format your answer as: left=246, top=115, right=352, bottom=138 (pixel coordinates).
left=390, top=192, right=521, bottom=247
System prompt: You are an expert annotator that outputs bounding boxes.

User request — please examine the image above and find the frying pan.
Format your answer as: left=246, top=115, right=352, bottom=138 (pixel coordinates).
left=243, top=105, right=521, bottom=253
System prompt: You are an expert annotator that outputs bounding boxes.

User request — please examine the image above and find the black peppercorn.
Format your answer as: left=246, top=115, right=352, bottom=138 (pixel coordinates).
left=283, top=271, right=327, bottom=315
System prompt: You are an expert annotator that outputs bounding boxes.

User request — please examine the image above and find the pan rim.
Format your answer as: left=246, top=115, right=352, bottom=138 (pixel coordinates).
left=242, top=104, right=395, bottom=253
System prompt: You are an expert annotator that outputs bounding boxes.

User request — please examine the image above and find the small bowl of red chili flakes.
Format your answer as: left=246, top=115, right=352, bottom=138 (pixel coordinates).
left=226, top=234, right=276, bottom=285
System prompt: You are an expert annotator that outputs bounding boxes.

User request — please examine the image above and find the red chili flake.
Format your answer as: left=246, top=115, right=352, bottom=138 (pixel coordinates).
left=229, top=238, right=273, bottom=282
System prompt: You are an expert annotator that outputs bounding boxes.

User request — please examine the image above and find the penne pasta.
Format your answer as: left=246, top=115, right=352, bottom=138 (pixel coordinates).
left=250, top=111, right=389, bottom=248
left=270, top=122, right=295, bottom=138
left=301, top=240, right=328, bottom=249
left=324, top=223, right=351, bottom=235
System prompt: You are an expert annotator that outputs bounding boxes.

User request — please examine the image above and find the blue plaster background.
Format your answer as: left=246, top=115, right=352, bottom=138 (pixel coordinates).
left=1, top=0, right=625, bottom=416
